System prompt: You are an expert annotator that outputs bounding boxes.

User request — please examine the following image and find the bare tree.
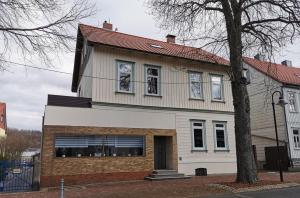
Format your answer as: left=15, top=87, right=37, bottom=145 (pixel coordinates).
left=147, top=0, right=300, bottom=183
left=0, top=0, right=95, bottom=71
left=0, top=128, right=41, bottom=160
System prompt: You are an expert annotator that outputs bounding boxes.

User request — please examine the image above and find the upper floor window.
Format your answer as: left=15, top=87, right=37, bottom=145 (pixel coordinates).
left=191, top=121, right=206, bottom=150
left=293, top=129, right=300, bottom=149
left=288, top=92, right=297, bottom=112
left=145, top=65, right=161, bottom=96
left=189, top=72, right=203, bottom=99
left=0, top=115, right=3, bottom=123
left=211, top=75, right=223, bottom=101
left=213, top=122, right=228, bottom=150
left=117, top=61, right=134, bottom=93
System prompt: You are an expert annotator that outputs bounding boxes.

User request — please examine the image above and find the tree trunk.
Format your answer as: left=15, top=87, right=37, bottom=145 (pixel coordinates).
left=229, top=26, right=258, bottom=183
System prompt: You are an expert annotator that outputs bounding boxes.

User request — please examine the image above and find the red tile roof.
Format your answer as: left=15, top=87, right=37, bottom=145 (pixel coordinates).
left=79, top=24, right=229, bottom=66
left=243, top=57, right=300, bottom=86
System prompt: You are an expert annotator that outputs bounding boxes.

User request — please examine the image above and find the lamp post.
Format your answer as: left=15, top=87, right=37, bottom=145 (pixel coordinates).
left=271, top=90, right=288, bottom=182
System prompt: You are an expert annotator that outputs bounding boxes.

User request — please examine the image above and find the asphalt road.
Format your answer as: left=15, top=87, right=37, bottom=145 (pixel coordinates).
left=204, top=186, right=300, bottom=198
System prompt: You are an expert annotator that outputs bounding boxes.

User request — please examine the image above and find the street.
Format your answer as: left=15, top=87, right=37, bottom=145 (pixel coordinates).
left=204, top=186, right=300, bottom=198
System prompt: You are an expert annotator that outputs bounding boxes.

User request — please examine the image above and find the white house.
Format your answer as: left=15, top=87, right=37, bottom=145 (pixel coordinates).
left=40, top=21, right=237, bottom=187
left=245, top=56, right=300, bottom=169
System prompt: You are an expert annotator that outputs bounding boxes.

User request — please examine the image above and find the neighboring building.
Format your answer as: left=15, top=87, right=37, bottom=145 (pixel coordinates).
left=21, top=148, right=41, bottom=161
left=0, top=102, right=7, bottom=137
left=244, top=56, right=300, bottom=169
left=41, top=22, right=237, bottom=187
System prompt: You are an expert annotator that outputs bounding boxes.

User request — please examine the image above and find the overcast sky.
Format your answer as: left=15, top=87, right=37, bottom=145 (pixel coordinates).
left=0, top=0, right=300, bottom=130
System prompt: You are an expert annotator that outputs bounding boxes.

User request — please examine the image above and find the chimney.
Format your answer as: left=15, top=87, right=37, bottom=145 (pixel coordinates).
left=103, top=21, right=113, bottom=30
left=166, top=34, right=176, bottom=44
left=254, top=53, right=266, bottom=61
left=281, top=60, right=292, bottom=67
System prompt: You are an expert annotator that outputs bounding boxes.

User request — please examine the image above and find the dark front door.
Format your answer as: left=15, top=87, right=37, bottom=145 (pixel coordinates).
left=154, top=136, right=167, bottom=169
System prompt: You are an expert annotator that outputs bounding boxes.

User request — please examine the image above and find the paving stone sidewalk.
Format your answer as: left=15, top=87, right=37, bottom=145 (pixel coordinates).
left=0, top=172, right=299, bottom=198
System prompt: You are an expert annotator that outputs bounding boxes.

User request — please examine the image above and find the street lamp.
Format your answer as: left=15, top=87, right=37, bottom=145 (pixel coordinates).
left=271, top=90, right=288, bottom=182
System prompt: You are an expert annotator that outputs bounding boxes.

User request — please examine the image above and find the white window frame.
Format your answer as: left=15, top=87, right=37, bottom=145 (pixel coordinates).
left=189, top=72, right=204, bottom=100
left=288, top=92, right=297, bottom=113
left=292, top=128, right=300, bottom=149
left=116, top=60, right=135, bottom=93
left=213, top=121, right=229, bottom=151
left=191, top=120, right=206, bottom=151
left=145, top=65, right=161, bottom=96
left=210, top=74, right=224, bottom=101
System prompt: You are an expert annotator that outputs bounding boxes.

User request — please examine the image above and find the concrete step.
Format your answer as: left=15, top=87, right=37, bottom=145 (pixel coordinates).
left=145, top=175, right=192, bottom=181
left=145, top=169, right=191, bottom=181
left=152, top=170, right=177, bottom=175
left=150, top=173, right=185, bottom=178
left=288, top=166, right=300, bottom=172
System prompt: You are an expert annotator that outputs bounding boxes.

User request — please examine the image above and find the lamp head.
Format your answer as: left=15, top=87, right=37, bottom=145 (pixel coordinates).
left=277, top=95, right=288, bottom=107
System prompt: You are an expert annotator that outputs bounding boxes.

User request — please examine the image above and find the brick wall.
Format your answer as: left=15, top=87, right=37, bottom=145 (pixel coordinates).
left=41, top=126, right=177, bottom=187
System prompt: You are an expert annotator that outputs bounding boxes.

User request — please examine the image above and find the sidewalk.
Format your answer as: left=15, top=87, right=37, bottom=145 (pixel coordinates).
left=0, top=172, right=299, bottom=198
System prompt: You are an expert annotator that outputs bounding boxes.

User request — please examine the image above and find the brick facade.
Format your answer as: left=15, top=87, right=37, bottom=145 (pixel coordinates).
left=41, top=126, right=177, bottom=187
left=0, top=102, right=6, bottom=130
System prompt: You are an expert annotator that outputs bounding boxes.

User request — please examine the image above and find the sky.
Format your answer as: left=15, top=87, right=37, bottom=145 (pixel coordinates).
left=0, top=0, right=300, bottom=130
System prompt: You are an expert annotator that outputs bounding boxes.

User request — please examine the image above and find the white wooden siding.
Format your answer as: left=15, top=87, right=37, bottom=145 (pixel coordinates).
left=91, top=46, right=234, bottom=112
left=283, top=87, right=300, bottom=161
left=77, top=48, right=93, bottom=98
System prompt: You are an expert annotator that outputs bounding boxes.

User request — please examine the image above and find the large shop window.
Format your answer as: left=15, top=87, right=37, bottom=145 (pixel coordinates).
left=55, top=136, right=145, bottom=157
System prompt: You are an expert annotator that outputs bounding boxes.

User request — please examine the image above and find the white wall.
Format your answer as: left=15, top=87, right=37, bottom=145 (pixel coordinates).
left=44, top=105, right=175, bottom=130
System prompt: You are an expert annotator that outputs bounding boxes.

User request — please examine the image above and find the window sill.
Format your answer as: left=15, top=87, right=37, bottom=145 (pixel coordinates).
left=211, top=100, right=225, bottom=103
left=115, top=91, right=135, bottom=95
left=289, top=111, right=298, bottom=114
left=214, top=149, right=230, bottom=152
left=191, top=149, right=208, bottom=152
left=189, top=98, right=204, bottom=101
left=144, top=94, right=162, bottom=98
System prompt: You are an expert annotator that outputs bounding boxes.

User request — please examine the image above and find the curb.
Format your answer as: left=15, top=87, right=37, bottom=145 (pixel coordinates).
left=208, top=182, right=300, bottom=193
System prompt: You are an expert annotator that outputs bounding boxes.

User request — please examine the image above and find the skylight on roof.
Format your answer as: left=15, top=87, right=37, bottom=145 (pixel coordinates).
left=150, top=44, right=163, bottom=49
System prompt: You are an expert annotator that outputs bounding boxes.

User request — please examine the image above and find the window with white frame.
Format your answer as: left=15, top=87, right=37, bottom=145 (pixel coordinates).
left=213, top=122, right=228, bottom=150
left=117, top=61, right=134, bottom=93
left=145, top=65, right=160, bottom=95
left=191, top=121, right=206, bottom=150
left=293, top=129, right=300, bottom=149
left=288, top=92, right=297, bottom=112
left=189, top=72, right=203, bottom=99
left=211, top=75, right=223, bottom=101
